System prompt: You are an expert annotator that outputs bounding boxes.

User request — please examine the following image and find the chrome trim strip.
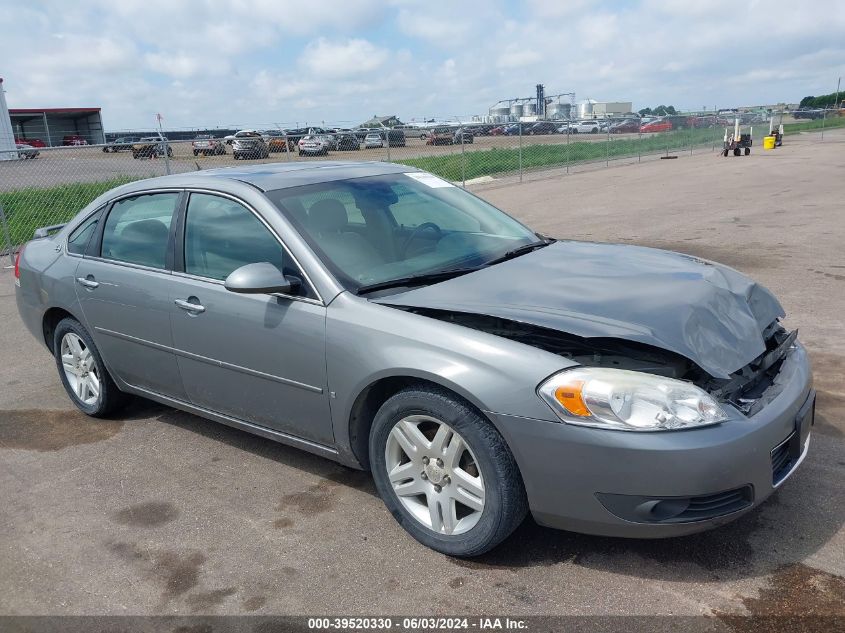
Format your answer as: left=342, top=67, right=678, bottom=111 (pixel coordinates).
left=170, top=270, right=323, bottom=307
left=126, top=384, right=338, bottom=456
left=83, top=255, right=173, bottom=275
left=94, top=326, right=323, bottom=394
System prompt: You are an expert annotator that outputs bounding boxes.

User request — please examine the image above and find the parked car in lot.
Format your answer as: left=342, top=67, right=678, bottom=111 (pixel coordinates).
left=364, top=132, right=386, bottom=149
left=298, top=135, right=331, bottom=156
left=335, top=132, right=361, bottom=151
left=284, top=127, right=331, bottom=150
left=453, top=128, right=474, bottom=144
left=62, top=135, right=89, bottom=146
left=528, top=122, right=559, bottom=135
left=103, top=137, right=140, bottom=152
left=261, top=130, right=290, bottom=153
left=360, top=129, right=405, bottom=147
left=489, top=126, right=507, bottom=136
left=385, top=128, right=406, bottom=147
left=472, top=125, right=494, bottom=136
left=640, top=119, right=673, bottom=133
left=15, top=137, right=47, bottom=148
left=609, top=119, right=640, bottom=134
left=15, top=143, right=40, bottom=159
left=569, top=121, right=601, bottom=134
left=232, top=130, right=270, bottom=160
left=132, top=137, right=172, bottom=159
left=14, top=161, right=813, bottom=557
left=192, top=135, right=226, bottom=156
left=426, top=127, right=454, bottom=145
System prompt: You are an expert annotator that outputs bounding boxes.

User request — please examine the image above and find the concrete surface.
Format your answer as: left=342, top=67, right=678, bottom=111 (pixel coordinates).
left=1, top=129, right=843, bottom=622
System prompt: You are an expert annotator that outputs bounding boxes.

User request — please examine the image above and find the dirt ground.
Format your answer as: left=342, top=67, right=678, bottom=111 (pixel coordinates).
left=0, top=129, right=843, bottom=623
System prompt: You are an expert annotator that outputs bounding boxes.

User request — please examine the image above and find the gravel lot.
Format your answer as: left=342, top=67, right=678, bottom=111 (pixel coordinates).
left=1, top=129, right=843, bottom=623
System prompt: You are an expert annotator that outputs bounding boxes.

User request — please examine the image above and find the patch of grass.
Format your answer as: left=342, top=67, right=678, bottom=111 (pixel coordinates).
left=1, top=177, right=137, bottom=247
left=398, top=127, right=720, bottom=181
left=782, top=116, right=845, bottom=134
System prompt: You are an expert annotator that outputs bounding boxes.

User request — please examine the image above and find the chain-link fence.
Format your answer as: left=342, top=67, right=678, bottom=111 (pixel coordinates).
left=3, top=108, right=844, bottom=262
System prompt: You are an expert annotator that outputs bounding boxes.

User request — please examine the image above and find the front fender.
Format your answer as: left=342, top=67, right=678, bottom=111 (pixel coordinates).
left=325, top=293, right=570, bottom=459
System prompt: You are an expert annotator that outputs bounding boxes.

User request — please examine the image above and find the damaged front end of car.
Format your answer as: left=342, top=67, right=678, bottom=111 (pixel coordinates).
left=393, top=306, right=798, bottom=419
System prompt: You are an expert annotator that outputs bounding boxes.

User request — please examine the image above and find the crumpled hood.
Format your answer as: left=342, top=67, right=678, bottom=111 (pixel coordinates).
left=376, top=241, right=785, bottom=378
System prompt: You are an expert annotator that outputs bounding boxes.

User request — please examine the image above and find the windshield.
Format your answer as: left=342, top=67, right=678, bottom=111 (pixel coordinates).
left=265, top=173, right=538, bottom=292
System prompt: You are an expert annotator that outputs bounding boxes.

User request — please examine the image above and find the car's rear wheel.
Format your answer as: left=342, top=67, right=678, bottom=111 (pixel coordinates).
left=370, top=385, right=527, bottom=557
left=53, top=318, right=126, bottom=417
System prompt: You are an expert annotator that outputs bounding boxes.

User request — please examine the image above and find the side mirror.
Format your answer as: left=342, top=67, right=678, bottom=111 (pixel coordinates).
left=224, top=262, right=300, bottom=295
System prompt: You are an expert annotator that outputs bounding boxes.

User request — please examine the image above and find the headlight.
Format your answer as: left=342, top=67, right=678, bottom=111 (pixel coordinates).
left=537, top=368, right=727, bottom=431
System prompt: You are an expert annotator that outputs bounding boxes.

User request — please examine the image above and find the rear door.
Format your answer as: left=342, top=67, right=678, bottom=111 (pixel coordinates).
left=75, top=190, right=186, bottom=399
left=168, top=191, right=333, bottom=445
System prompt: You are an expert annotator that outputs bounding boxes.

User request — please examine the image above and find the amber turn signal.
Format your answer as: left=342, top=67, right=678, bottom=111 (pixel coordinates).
left=554, top=381, right=591, bottom=417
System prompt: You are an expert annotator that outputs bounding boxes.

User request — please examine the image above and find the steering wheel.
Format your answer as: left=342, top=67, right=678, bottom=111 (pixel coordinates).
left=400, top=222, right=442, bottom=257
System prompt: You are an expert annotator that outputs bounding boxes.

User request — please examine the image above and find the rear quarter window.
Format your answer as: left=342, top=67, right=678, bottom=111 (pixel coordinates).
left=67, top=210, right=103, bottom=255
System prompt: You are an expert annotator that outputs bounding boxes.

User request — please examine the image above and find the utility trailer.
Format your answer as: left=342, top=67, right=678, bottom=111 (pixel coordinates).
left=722, top=118, right=752, bottom=156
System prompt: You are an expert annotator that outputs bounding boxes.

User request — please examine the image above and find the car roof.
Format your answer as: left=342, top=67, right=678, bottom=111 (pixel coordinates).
left=114, top=161, right=420, bottom=193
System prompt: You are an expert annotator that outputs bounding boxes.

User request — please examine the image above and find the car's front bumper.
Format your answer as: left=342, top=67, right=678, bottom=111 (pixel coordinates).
left=490, top=344, right=814, bottom=538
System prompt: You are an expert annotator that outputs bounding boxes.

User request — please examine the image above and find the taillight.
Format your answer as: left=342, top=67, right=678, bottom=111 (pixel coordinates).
left=14, top=245, right=24, bottom=284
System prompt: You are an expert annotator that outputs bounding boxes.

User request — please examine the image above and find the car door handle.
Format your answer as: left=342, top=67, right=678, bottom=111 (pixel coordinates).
left=76, top=277, right=99, bottom=289
left=175, top=298, right=205, bottom=313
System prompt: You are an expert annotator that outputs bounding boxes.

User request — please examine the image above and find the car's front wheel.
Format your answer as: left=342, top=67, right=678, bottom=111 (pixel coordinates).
left=370, top=385, right=527, bottom=557
left=53, top=318, right=126, bottom=417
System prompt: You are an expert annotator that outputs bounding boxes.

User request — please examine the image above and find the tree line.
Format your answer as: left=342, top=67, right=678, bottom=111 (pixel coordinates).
left=799, top=92, right=843, bottom=109
left=638, top=105, right=677, bottom=116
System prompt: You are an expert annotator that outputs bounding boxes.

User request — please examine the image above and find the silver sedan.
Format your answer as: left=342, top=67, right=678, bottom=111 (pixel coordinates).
left=15, top=162, right=813, bottom=556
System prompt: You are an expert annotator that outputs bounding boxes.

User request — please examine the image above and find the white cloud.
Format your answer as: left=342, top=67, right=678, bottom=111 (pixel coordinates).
left=299, top=38, right=390, bottom=78
left=145, top=52, right=206, bottom=79
left=1, top=0, right=843, bottom=128
left=496, top=46, right=543, bottom=69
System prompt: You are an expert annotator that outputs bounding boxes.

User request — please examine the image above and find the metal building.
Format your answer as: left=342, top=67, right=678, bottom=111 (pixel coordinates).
left=0, top=78, right=15, bottom=160
left=585, top=101, right=633, bottom=118
left=9, top=107, right=105, bottom=146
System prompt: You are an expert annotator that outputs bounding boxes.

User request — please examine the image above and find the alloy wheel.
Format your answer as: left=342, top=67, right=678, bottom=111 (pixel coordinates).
left=60, top=333, right=101, bottom=406
left=385, top=415, right=485, bottom=536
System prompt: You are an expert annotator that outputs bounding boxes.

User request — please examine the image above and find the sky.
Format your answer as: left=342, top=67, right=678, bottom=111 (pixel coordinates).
left=1, top=0, right=843, bottom=131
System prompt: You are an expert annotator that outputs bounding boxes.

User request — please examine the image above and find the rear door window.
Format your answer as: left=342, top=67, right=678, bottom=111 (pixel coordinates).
left=100, top=192, right=179, bottom=269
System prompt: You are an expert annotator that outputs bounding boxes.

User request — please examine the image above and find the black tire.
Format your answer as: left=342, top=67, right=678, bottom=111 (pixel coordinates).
left=723, top=148, right=729, bottom=157
left=53, top=318, right=127, bottom=417
left=734, top=148, right=741, bottom=156
left=370, top=385, right=527, bottom=557
left=744, top=147, right=751, bottom=156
